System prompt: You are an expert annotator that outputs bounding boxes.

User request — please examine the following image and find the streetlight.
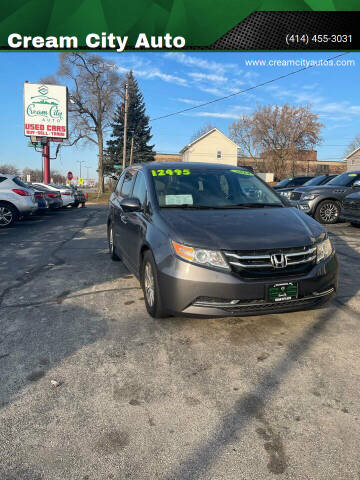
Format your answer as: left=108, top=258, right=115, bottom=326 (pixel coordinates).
left=84, top=165, right=91, bottom=185
left=77, top=160, right=85, bottom=179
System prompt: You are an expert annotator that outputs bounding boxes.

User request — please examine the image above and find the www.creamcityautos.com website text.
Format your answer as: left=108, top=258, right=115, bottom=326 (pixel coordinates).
left=245, top=58, right=355, bottom=68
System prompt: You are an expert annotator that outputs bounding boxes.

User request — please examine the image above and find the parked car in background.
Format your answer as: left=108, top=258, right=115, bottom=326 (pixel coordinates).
left=0, top=174, right=37, bottom=227
left=289, top=174, right=338, bottom=202
left=341, top=188, right=360, bottom=226
left=294, top=171, right=360, bottom=224
left=273, top=176, right=315, bottom=198
left=58, top=185, right=85, bottom=207
left=108, top=162, right=337, bottom=319
left=32, top=182, right=75, bottom=207
left=31, top=188, right=48, bottom=212
left=28, top=183, right=63, bottom=210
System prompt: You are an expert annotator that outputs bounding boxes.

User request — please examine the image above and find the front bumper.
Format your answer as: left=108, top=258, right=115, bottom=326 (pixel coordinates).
left=294, top=198, right=318, bottom=215
left=157, top=254, right=338, bottom=317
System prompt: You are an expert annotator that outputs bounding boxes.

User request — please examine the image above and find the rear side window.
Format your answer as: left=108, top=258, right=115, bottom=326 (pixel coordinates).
left=12, top=177, right=28, bottom=188
left=120, top=170, right=136, bottom=197
left=132, top=172, right=147, bottom=205
left=0, top=176, right=7, bottom=183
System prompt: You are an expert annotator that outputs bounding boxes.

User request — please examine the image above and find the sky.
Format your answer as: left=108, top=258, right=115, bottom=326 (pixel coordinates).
left=0, top=51, right=359, bottom=180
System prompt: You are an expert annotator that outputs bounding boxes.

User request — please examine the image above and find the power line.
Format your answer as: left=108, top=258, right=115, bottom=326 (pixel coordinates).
left=150, top=52, right=350, bottom=122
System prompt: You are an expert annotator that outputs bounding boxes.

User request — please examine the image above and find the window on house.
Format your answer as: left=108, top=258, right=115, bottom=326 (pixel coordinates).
left=217, top=151, right=222, bottom=159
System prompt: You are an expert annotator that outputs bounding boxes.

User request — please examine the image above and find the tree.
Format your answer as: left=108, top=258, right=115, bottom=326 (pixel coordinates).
left=229, top=114, right=258, bottom=159
left=105, top=71, right=155, bottom=176
left=22, top=167, right=43, bottom=182
left=0, top=164, right=19, bottom=175
left=45, top=53, right=123, bottom=193
left=190, top=122, right=217, bottom=142
left=345, top=133, right=360, bottom=156
left=252, top=104, right=323, bottom=179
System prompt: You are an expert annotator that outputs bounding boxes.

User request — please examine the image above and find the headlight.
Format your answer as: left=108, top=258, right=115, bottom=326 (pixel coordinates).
left=279, top=191, right=291, bottom=197
left=316, top=238, right=333, bottom=263
left=171, top=240, right=229, bottom=270
left=302, top=193, right=319, bottom=201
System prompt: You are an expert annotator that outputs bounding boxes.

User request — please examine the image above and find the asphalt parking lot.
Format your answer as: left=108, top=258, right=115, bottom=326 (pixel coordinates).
left=1, top=205, right=360, bottom=480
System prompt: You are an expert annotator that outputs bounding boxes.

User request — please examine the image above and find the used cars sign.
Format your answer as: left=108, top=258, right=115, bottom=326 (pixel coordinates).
left=24, top=83, right=68, bottom=139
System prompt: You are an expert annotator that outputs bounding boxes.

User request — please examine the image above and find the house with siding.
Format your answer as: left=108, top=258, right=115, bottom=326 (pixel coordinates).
left=180, top=128, right=238, bottom=166
left=345, top=146, right=360, bottom=171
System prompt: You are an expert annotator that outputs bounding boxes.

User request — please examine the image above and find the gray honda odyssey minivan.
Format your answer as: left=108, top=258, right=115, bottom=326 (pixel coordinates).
left=108, top=162, right=338, bottom=318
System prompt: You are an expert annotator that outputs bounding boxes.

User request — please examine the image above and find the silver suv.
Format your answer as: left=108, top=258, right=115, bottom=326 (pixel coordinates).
left=0, top=174, right=37, bottom=227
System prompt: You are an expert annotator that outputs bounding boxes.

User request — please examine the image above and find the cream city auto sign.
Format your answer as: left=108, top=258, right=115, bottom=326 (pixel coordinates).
left=24, top=83, right=68, bottom=139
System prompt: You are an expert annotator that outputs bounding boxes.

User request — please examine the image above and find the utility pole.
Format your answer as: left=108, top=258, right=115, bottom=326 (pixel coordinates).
left=129, top=136, right=134, bottom=165
left=43, top=141, right=50, bottom=184
left=122, top=82, right=128, bottom=171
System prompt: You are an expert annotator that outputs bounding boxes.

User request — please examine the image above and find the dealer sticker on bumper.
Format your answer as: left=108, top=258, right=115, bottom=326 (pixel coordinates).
left=269, top=282, right=298, bottom=302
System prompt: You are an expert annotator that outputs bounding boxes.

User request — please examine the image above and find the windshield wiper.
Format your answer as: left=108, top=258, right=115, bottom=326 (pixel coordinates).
left=161, top=204, right=218, bottom=209
left=215, top=203, right=283, bottom=209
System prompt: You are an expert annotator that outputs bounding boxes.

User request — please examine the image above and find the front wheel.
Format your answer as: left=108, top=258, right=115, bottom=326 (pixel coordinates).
left=141, top=250, right=168, bottom=318
left=108, top=223, right=120, bottom=261
left=314, top=200, right=340, bottom=224
left=0, top=203, right=18, bottom=228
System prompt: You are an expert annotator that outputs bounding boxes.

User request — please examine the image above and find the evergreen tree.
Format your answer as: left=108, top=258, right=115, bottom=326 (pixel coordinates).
left=105, top=71, right=155, bottom=176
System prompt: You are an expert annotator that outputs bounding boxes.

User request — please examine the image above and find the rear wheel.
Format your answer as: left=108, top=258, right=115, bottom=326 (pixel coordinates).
left=0, top=203, right=18, bottom=228
left=141, top=250, right=168, bottom=318
left=72, top=202, right=79, bottom=208
left=315, top=200, right=340, bottom=224
left=108, top=223, right=120, bottom=261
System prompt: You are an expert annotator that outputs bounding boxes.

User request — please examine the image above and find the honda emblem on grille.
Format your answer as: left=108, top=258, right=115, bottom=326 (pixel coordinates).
left=270, top=253, right=287, bottom=268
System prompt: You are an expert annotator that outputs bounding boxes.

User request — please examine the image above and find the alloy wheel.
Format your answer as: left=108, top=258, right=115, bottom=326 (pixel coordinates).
left=144, top=262, right=155, bottom=307
left=319, top=202, right=339, bottom=223
left=0, top=207, right=13, bottom=226
left=109, top=226, right=114, bottom=253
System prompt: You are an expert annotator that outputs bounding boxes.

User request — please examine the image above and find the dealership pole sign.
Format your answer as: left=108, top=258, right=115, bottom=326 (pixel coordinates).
left=24, top=83, right=68, bottom=139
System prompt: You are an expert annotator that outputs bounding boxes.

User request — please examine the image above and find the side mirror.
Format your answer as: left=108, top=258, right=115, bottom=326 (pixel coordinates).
left=120, top=197, right=142, bottom=212
left=352, top=180, right=360, bottom=188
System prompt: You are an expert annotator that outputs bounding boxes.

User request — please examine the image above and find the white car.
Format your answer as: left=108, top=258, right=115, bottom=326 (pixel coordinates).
left=0, top=174, right=38, bottom=227
left=32, top=182, right=75, bottom=207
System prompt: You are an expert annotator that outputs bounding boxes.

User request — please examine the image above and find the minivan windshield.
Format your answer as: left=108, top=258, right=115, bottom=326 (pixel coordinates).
left=151, top=167, right=283, bottom=208
left=327, top=172, right=360, bottom=187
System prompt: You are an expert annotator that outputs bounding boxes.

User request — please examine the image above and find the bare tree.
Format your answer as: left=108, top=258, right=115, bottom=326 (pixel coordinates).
left=0, top=164, right=19, bottom=175
left=345, top=133, right=360, bottom=156
left=45, top=53, right=123, bottom=193
left=252, top=104, right=323, bottom=180
left=190, top=122, right=217, bottom=142
left=22, top=167, right=43, bottom=182
left=229, top=114, right=258, bottom=159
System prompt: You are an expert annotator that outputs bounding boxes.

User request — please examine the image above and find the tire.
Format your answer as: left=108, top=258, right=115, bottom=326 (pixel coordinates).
left=108, top=223, right=120, bottom=261
left=350, top=222, right=360, bottom=227
left=0, top=202, right=18, bottom=228
left=141, top=250, right=168, bottom=318
left=72, top=202, right=79, bottom=208
left=314, top=200, right=340, bottom=224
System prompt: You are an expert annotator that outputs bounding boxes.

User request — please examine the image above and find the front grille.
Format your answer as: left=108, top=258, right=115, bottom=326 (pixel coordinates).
left=290, top=191, right=302, bottom=201
left=223, top=245, right=316, bottom=279
left=193, top=288, right=335, bottom=314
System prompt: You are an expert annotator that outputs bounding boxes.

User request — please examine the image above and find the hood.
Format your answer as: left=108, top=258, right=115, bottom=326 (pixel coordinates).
left=159, top=207, right=324, bottom=250
left=293, top=184, right=340, bottom=194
